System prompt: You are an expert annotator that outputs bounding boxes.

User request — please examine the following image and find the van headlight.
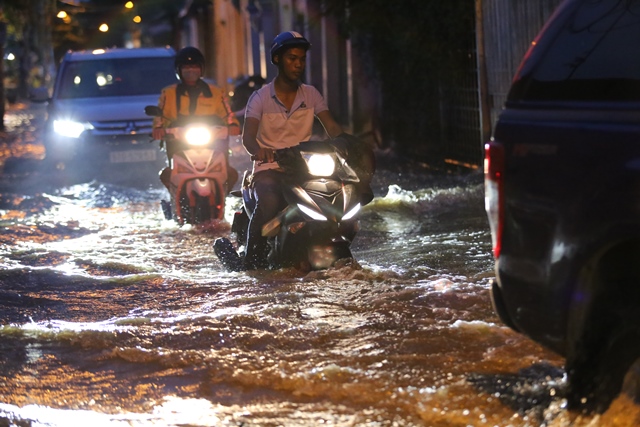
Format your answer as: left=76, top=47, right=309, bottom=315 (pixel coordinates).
left=304, top=153, right=335, bottom=176
left=53, top=119, right=94, bottom=138
left=184, top=126, right=212, bottom=146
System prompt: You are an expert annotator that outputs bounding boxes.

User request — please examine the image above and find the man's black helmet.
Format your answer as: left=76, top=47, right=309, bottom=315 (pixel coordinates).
left=175, top=46, right=205, bottom=77
left=270, top=31, right=310, bottom=64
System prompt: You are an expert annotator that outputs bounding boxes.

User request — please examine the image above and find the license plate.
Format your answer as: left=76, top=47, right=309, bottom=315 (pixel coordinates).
left=110, top=149, right=157, bottom=163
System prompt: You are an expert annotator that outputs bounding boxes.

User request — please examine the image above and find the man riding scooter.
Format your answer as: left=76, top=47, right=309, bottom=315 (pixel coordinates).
left=214, top=31, right=374, bottom=271
left=152, top=46, right=240, bottom=192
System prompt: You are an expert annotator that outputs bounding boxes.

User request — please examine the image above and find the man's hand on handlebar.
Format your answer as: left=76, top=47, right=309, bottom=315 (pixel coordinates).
left=252, top=147, right=275, bottom=164
left=152, top=127, right=166, bottom=140
left=229, top=124, right=241, bottom=136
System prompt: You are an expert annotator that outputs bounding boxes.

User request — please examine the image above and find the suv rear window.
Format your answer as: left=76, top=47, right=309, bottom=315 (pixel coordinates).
left=57, top=57, right=177, bottom=99
left=509, top=0, right=640, bottom=102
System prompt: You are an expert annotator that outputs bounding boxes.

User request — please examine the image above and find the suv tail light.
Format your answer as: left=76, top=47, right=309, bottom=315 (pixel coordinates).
left=484, top=140, right=505, bottom=258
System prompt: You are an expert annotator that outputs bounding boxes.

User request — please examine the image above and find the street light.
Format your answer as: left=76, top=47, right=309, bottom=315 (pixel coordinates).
left=57, top=10, right=71, bottom=24
left=99, top=23, right=109, bottom=32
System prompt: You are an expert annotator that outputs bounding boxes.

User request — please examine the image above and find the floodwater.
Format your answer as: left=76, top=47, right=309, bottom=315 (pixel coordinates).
left=0, top=103, right=639, bottom=426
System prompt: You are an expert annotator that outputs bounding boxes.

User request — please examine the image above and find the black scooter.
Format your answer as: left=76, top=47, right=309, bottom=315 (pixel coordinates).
left=215, top=136, right=373, bottom=271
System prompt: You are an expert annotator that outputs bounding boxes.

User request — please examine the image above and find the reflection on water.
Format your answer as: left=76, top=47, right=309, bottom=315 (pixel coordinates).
left=0, top=170, right=639, bottom=426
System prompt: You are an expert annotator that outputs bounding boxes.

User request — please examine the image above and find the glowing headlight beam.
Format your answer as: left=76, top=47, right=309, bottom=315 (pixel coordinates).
left=53, top=119, right=93, bottom=138
left=305, top=154, right=335, bottom=176
left=184, top=127, right=212, bottom=146
left=342, top=203, right=361, bottom=221
left=298, top=203, right=327, bottom=221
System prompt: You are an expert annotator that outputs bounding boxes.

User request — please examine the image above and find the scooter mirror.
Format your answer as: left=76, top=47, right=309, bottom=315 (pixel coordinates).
left=144, top=105, right=163, bottom=117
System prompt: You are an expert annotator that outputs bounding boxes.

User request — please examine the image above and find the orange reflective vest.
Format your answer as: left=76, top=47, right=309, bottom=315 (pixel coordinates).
left=153, top=80, right=239, bottom=129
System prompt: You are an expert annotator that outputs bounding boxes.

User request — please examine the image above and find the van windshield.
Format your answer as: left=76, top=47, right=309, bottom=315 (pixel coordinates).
left=57, top=57, right=178, bottom=99
left=509, top=0, right=640, bottom=102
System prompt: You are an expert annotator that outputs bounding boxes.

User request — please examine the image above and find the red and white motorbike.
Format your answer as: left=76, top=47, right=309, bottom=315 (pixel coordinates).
left=145, top=105, right=230, bottom=225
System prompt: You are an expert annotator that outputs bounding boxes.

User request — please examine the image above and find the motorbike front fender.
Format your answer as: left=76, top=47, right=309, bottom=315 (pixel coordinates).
left=188, top=178, right=216, bottom=198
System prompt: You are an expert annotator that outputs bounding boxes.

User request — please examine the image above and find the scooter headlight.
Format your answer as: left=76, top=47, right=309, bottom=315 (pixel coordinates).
left=298, top=203, right=328, bottom=221
left=342, top=203, right=361, bottom=221
left=184, top=126, right=212, bottom=146
left=304, top=153, right=335, bottom=177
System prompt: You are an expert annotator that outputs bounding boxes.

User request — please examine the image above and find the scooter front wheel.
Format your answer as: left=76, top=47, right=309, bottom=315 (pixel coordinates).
left=194, top=195, right=213, bottom=223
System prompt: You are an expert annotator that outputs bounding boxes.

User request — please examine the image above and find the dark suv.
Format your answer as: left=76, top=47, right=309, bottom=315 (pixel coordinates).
left=485, top=0, right=640, bottom=413
left=44, top=47, right=179, bottom=179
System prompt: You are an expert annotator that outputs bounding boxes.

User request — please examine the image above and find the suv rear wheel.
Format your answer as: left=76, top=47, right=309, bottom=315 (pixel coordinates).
left=566, top=242, right=640, bottom=413
left=566, top=322, right=640, bottom=413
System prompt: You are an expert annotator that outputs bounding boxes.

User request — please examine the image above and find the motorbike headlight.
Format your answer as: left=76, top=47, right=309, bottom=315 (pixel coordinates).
left=53, top=119, right=94, bottom=138
left=298, top=203, right=327, bottom=221
left=342, top=203, right=361, bottom=221
left=184, top=127, right=212, bottom=146
left=305, top=153, right=335, bottom=177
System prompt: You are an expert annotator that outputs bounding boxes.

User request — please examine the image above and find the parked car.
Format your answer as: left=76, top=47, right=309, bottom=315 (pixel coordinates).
left=43, top=47, right=179, bottom=180
left=484, top=0, right=640, bottom=414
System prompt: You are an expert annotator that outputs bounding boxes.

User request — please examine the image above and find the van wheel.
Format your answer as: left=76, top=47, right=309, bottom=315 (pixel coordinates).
left=41, top=155, right=65, bottom=174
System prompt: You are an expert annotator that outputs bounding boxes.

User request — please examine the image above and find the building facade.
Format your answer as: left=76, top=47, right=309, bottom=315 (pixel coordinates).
left=177, top=0, right=564, bottom=167
left=178, top=0, right=380, bottom=141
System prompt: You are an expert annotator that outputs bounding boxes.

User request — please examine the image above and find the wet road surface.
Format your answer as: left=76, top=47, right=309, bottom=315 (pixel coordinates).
left=0, top=102, right=639, bottom=426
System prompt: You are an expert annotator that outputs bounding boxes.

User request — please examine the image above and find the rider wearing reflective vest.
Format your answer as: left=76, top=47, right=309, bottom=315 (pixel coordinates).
left=152, top=46, right=240, bottom=192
